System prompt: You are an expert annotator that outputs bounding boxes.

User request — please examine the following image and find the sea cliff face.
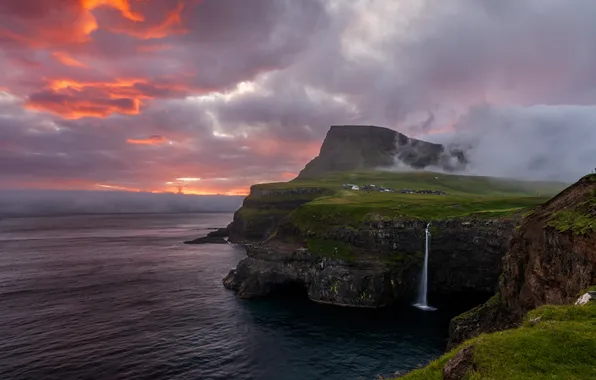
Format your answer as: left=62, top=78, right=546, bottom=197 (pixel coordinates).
left=226, top=186, right=331, bottom=243
left=447, top=174, right=596, bottom=348
left=223, top=216, right=516, bottom=307
left=217, top=125, right=563, bottom=311
left=500, top=174, right=596, bottom=316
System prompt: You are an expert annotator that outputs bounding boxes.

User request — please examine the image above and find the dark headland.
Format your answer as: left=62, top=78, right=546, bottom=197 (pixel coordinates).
left=188, top=125, right=596, bottom=379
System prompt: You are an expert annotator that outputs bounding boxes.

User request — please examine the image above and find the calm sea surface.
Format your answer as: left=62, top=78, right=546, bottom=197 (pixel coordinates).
left=0, top=213, right=467, bottom=380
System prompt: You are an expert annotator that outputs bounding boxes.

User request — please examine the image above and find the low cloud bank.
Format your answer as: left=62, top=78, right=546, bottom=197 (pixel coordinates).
left=419, top=105, right=596, bottom=183
left=0, top=190, right=244, bottom=217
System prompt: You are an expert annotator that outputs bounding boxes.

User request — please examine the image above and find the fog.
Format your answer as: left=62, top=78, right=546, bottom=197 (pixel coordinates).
left=426, top=106, right=596, bottom=183
left=0, top=190, right=244, bottom=217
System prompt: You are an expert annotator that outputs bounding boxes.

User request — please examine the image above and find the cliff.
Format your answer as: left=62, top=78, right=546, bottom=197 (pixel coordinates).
left=221, top=171, right=562, bottom=306
left=223, top=217, right=517, bottom=307
left=396, top=175, right=596, bottom=379
left=448, top=174, right=596, bottom=347
left=500, top=173, right=596, bottom=315
left=297, top=125, right=467, bottom=179
left=216, top=125, right=565, bottom=308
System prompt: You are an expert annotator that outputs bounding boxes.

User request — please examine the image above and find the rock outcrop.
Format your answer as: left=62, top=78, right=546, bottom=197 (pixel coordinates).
left=226, top=186, right=331, bottom=243
left=447, top=174, right=596, bottom=347
left=223, top=217, right=516, bottom=307
left=442, top=345, right=476, bottom=380
left=184, top=227, right=229, bottom=244
left=500, top=174, right=596, bottom=317
left=223, top=243, right=397, bottom=307
left=297, top=125, right=467, bottom=179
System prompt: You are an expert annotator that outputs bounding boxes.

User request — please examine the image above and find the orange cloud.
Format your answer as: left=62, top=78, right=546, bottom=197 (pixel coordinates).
left=127, top=135, right=168, bottom=145
left=0, top=0, right=147, bottom=48
left=183, top=187, right=249, bottom=196
left=96, top=183, right=144, bottom=192
left=25, top=93, right=140, bottom=119
left=49, top=78, right=148, bottom=96
left=0, top=0, right=155, bottom=48
left=52, top=52, right=88, bottom=68
left=24, top=77, right=199, bottom=119
left=107, top=2, right=188, bottom=40
left=81, top=0, right=144, bottom=22
left=26, top=78, right=147, bottom=119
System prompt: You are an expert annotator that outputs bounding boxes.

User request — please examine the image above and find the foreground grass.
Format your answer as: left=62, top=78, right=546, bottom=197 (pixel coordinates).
left=399, top=302, right=596, bottom=380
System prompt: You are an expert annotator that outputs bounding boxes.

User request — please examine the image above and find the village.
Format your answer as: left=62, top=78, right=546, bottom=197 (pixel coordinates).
left=341, top=183, right=447, bottom=195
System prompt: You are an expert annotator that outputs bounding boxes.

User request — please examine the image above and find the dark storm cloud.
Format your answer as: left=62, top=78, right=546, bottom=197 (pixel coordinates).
left=2, top=0, right=596, bottom=194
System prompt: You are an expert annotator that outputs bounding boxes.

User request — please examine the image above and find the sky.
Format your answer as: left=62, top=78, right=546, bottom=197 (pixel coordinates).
left=1, top=0, right=596, bottom=196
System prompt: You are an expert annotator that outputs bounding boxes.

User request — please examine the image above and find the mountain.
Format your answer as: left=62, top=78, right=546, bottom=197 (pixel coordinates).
left=297, top=125, right=467, bottom=179
left=214, top=125, right=566, bottom=309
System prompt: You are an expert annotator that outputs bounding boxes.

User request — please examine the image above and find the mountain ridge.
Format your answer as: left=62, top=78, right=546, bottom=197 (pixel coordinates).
left=297, top=125, right=467, bottom=179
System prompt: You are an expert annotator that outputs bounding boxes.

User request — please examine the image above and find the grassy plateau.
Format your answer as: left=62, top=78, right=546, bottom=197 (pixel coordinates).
left=246, top=171, right=567, bottom=231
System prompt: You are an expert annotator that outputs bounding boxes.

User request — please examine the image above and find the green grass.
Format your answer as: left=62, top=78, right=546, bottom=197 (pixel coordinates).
left=289, top=193, right=549, bottom=232
left=305, top=237, right=356, bottom=261
left=256, top=170, right=566, bottom=197
left=241, top=171, right=567, bottom=250
left=547, top=210, right=595, bottom=235
left=398, top=302, right=596, bottom=380
left=245, top=171, right=566, bottom=233
left=546, top=186, right=596, bottom=235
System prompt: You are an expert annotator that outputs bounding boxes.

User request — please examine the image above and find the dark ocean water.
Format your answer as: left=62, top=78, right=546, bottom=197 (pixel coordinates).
left=0, top=213, right=470, bottom=380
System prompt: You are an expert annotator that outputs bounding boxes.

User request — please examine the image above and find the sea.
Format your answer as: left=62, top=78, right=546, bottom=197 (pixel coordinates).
left=0, top=213, right=473, bottom=380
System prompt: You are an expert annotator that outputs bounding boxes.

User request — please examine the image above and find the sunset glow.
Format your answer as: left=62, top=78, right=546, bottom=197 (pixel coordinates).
left=126, top=135, right=169, bottom=145
left=52, top=52, right=89, bottom=68
left=2, top=0, right=596, bottom=195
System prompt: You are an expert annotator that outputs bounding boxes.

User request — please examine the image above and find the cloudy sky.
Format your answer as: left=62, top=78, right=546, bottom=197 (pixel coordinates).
left=1, top=0, right=595, bottom=195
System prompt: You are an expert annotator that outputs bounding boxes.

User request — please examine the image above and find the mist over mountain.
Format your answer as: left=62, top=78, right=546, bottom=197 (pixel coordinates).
left=0, top=190, right=244, bottom=217
left=427, top=105, right=596, bottom=182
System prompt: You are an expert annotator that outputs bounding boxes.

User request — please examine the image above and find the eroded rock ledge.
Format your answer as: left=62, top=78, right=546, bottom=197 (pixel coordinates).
left=223, top=242, right=397, bottom=308
left=223, top=217, right=517, bottom=308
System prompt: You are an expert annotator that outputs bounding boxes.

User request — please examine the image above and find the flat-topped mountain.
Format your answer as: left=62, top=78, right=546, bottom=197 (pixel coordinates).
left=297, top=125, right=467, bottom=179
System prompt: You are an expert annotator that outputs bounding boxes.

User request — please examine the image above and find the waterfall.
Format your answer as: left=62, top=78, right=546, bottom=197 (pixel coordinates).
left=414, top=223, right=437, bottom=311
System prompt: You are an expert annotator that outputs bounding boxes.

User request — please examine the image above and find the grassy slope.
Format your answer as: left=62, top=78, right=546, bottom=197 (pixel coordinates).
left=252, top=171, right=567, bottom=231
left=546, top=175, right=596, bottom=235
left=399, top=301, right=596, bottom=380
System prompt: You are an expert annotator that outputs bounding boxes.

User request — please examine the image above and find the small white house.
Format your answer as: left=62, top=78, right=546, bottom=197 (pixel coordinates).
left=351, top=185, right=360, bottom=191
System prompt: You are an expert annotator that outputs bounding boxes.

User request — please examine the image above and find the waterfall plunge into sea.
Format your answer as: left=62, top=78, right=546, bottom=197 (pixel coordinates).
left=413, top=223, right=437, bottom=311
